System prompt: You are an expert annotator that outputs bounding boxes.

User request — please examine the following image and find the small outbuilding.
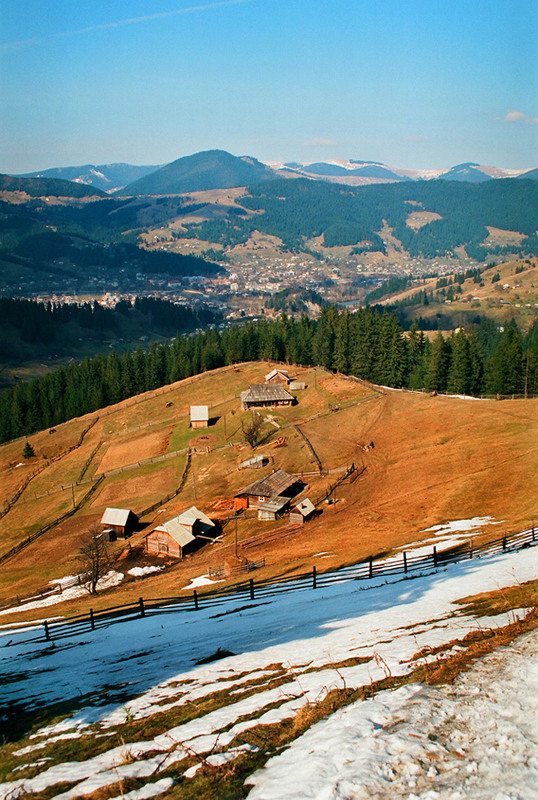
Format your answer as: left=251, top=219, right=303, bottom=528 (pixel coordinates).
left=190, top=405, right=209, bottom=428
left=240, top=384, right=294, bottom=411
left=145, top=506, right=216, bottom=559
left=257, top=495, right=290, bottom=521
left=289, top=497, right=316, bottom=525
left=100, top=507, right=138, bottom=540
left=265, top=368, right=290, bottom=385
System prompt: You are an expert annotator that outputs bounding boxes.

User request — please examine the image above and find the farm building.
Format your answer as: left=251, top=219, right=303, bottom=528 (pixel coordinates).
left=100, top=508, right=138, bottom=540
left=257, top=495, right=290, bottom=521
left=240, top=384, right=294, bottom=411
left=190, top=405, right=209, bottom=428
left=265, top=368, right=290, bottom=385
left=289, top=497, right=316, bottom=525
left=235, top=468, right=303, bottom=510
left=145, top=506, right=216, bottom=559
left=240, top=454, right=270, bottom=470
left=289, top=381, right=307, bottom=391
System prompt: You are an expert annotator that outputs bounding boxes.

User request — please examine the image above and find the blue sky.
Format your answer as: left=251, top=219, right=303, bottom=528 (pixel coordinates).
left=0, top=0, right=536, bottom=173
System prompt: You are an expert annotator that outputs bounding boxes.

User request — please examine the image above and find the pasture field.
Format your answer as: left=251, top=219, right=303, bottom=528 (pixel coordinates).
left=0, top=361, right=536, bottom=622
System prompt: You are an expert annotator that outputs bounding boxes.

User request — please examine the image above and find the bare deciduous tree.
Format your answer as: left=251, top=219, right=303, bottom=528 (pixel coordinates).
left=77, top=527, right=111, bottom=595
left=241, top=413, right=263, bottom=448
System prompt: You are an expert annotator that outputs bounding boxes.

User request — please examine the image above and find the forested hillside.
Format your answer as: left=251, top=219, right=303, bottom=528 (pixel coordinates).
left=0, top=173, right=106, bottom=198
left=0, top=197, right=224, bottom=294
left=1, top=309, right=536, bottom=443
left=175, top=178, right=538, bottom=259
left=0, top=297, right=220, bottom=364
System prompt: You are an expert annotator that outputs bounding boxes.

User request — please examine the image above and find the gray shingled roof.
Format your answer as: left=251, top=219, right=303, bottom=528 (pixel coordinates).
left=241, top=384, right=294, bottom=404
left=236, top=468, right=299, bottom=499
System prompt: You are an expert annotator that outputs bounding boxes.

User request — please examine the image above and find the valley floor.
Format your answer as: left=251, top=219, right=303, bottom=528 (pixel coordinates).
left=0, top=541, right=537, bottom=799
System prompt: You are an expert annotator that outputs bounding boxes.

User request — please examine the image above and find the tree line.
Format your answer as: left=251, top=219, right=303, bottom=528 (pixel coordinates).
left=1, top=308, right=537, bottom=444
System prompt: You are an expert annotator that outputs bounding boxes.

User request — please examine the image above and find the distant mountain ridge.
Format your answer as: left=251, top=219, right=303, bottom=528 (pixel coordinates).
left=18, top=163, right=161, bottom=193
left=9, top=151, right=535, bottom=196
left=0, top=173, right=106, bottom=198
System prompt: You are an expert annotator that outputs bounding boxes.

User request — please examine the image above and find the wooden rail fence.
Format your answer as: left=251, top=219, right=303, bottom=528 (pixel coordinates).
left=3, top=524, right=535, bottom=644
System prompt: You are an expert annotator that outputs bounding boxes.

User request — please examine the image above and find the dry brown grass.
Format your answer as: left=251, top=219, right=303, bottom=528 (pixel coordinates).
left=97, top=429, right=171, bottom=473
left=0, top=364, right=536, bottom=618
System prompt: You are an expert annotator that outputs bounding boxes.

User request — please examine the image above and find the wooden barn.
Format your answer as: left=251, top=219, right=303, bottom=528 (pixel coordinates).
left=240, top=384, right=294, bottom=411
left=190, top=405, right=209, bottom=428
left=235, top=468, right=303, bottom=510
left=100, top=507, right=138, bottom=540
left=289, top=497, right=316, bottom=525
left=145, top=506, right=215, bottom=559
left=264, top=368, right=290, bottom=385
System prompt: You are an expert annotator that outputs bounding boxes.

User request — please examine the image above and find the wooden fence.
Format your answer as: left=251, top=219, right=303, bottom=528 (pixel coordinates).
left=4, top=524, right=535, bottom=644
left=0, top=475, right=105, bottom=566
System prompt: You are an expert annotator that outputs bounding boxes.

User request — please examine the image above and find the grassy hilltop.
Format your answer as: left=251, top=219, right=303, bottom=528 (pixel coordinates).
left=0, top=361, right=536, bottom=622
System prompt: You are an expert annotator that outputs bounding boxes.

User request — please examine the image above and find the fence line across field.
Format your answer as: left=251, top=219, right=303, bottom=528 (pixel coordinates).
left=5, top=524, right=533, bottom=645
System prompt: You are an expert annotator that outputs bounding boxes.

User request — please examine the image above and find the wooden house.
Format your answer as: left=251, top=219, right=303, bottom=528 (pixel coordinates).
left=264, top=368, right=290, bottom=385
left=240, top=384, right=294, bottom=411
left=289, top=497, right=316, bottom=525
left=145, top=506, right=215, bottom=559
left=235, top=468, right=302, bottom=510
left=101, top=507, right=138, bottom=540
left=190, top=405, right=209, bottom=428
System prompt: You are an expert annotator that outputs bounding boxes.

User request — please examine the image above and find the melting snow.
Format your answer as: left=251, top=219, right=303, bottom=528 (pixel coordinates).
left=182, top=574, right=221, bottom=590
left=0, top=544, right=536, bottom=800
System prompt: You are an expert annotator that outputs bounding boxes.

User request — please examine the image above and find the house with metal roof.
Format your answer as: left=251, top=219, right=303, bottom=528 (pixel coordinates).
left=100, top=507, right=138, bottom=540
left=240, top=384, right=294, bottom=411
left=144, top=506, right=216, bottom=559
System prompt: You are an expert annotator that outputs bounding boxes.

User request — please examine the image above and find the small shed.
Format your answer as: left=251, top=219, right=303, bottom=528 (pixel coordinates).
left=240, top=384, right=294, bottom=411
left=145, top=506, right=215, bottom=559
left=240, top=454, right=270, bottom=469
left=265, top=368, right=290, bottom=385
left=257, top=495, right=290, bottom=521
left=235, top=468, right=303, bottom=510
left=100, top=507, right=138, bottom=540
left=289, top=381, right=307, bottom=391
left=289, top=498, right=316, bottom=525
left=190, top=405, right=209, bottom=428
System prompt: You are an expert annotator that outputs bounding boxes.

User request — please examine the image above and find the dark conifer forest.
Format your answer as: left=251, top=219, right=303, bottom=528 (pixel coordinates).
left=1, top=307, right=536, bottom=444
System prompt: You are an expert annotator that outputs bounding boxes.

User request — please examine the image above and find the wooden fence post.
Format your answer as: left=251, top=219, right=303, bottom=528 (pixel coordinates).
left=368, top=556, right=373, bottom=579
left=312, top=565, right=317, bottom=589
left=469, top=540, right=473, bottom=559
left=249, top=579, right=255, bottom=600
left=502, top=535, right=507, bottom=552
left=403, top=551, right=407, bottom=574
left=194, top=589, right=199, bottom=610
left=44, top=620, right=50, bottom=641
left=90, top=608, right=95, bottom=630
left=532, top=521, right=535, bottom=542
left=139, top=597, right=145, bottom=617
left=433, top=546, right=437, bottom=567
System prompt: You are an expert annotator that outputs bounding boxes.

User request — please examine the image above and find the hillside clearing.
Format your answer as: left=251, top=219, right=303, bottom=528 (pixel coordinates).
left=0, top=363, right=536, bottom=619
